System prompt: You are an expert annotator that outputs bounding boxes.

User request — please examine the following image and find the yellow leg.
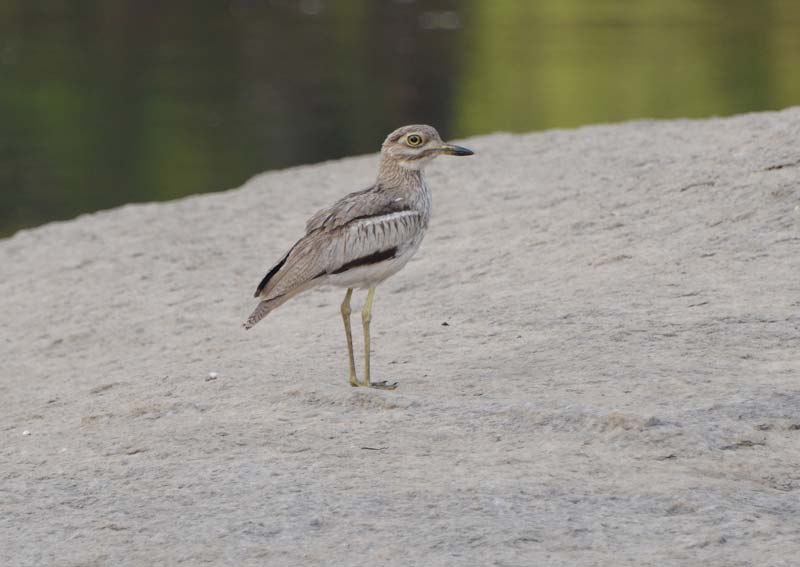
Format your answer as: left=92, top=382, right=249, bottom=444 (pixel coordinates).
left=361, top=287, right=397, bottom=390
left=361, top=287, right=375, bottom=386
left=340, top=288, right=359, bottom=387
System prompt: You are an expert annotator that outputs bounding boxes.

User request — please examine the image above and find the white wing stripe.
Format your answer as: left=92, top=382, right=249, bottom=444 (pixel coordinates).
left=358, top=211, right=419, bottom=227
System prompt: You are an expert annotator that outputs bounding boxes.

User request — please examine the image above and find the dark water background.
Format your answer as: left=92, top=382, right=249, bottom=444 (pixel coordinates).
left=1, top=0, right=799, bottom=235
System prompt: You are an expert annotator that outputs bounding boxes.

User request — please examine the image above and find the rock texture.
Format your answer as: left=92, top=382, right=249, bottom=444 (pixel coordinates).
left=2, top=109, right=799, bottom=566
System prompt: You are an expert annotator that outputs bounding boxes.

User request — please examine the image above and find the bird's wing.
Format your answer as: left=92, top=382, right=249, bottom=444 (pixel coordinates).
left=304, top=184, right=411, bottom=234
left=257, top=209, right=423, bottom=301
left=320, top=209, right=423, bottom=273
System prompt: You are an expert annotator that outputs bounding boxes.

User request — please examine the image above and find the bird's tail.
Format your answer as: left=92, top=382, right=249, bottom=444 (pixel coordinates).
left=243, top=285, right=309, bottom=329
left=243, top=297, right=282, bottom=329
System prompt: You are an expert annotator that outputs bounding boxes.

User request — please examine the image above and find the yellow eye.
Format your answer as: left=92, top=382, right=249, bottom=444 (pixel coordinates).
left=406, top=134, right=423, bottom=147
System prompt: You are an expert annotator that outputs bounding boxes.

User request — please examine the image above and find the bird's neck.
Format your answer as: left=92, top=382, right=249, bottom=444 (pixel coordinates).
left=377, top=156, right=431, bottom=224
left=377, top=157, right=426, bottom=188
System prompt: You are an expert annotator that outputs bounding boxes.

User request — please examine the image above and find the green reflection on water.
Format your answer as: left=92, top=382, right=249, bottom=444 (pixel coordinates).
left=0, top=0, right=798, bottom=236
left=454, top=0, right=800, bottom=133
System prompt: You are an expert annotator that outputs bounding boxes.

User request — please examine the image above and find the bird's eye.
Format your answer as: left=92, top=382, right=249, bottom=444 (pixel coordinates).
left=406, top=134, right=423, bottom=147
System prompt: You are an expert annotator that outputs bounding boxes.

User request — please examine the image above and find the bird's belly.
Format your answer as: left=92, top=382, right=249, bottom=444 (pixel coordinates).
left=325, top=242, right=421, bottom=289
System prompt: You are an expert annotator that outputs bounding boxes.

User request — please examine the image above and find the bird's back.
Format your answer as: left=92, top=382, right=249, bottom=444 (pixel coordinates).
left=305, top=176, right=430, bottom=234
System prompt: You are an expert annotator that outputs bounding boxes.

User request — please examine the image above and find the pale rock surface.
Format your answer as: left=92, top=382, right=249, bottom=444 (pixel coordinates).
left=2, top=109, right=800, bottom=566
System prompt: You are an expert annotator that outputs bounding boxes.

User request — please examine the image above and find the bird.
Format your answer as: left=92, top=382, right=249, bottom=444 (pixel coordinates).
left=244, top=124, right=473, bottom=389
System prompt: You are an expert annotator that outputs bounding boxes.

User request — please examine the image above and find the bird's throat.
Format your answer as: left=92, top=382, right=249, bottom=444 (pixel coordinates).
left=377, top=156, right=426, bottom=185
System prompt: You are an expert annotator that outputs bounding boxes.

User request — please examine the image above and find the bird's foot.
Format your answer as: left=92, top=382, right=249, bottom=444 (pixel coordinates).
left=348, top=378, right=398, bottom=390
left=366, top=380, right=398, bottom=390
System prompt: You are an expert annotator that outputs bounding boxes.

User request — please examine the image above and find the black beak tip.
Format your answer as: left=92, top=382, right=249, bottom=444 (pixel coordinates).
left=451, top=145, right=474, bottom=156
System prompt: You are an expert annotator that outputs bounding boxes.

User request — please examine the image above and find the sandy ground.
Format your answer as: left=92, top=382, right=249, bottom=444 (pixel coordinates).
left=2, top=109, right=800, bottom=566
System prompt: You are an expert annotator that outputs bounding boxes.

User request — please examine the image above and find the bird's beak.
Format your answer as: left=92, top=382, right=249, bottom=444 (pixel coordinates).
left=436, top=144, right=474, bottom=156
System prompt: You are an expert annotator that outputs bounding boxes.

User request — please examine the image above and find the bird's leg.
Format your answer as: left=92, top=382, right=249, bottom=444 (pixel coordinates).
left=340, top=288, right=359, bottom=387
left=361, top=287, right=398, bottom=390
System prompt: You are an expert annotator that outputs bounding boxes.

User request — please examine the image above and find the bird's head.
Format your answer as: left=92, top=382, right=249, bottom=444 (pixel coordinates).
left=381, top=124, right=473, bottom=170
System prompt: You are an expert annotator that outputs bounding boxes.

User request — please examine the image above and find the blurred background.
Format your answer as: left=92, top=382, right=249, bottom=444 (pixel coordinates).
left=1, top=0, right=799, bottom=236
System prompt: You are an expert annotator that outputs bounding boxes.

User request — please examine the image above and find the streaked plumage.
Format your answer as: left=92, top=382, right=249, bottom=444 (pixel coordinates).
left=244, top=124, right=473, bottom=388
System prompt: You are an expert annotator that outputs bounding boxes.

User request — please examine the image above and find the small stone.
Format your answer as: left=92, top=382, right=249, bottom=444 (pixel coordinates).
left=206, top=372, right=218, bottom=381
left=22, top=430, right=31, bottom=436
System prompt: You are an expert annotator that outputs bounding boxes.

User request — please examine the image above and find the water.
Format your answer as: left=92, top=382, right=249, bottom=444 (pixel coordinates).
left=1, top=0, right=798, bottom=236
